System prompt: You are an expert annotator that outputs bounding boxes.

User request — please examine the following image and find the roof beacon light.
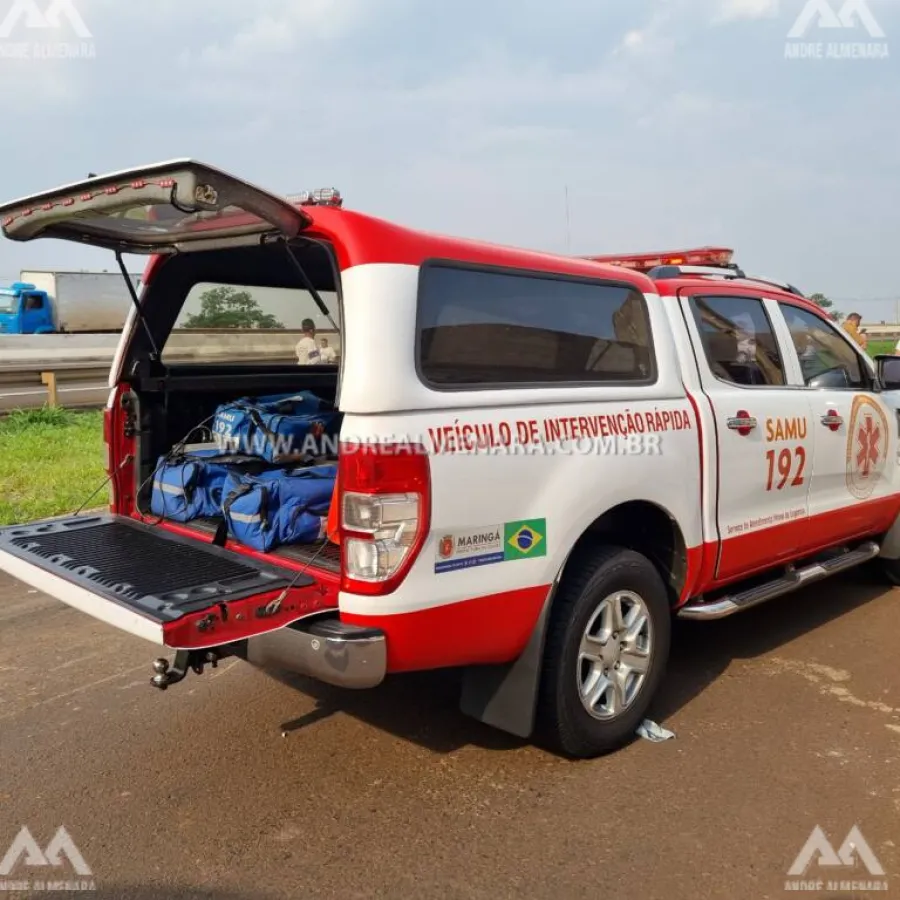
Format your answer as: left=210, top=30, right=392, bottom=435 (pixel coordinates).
left=312, top=188, right=342, bottom=206
left=286, top=188, right=343, bottom=208
left=585, top=247, right=735, bottom=272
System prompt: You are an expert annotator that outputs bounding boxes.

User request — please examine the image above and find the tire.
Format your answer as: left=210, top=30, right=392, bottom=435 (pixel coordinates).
left=535, top=545, right=672, bottom=759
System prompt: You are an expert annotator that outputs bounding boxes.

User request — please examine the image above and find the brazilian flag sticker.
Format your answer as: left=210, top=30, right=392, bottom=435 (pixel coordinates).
left=504, top=519, right=547, bottom=561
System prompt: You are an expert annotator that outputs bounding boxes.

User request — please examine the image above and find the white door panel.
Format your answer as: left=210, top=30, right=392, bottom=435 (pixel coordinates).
left=680, top=291, right=812, bottom=582
left=775, top=301, right=900, bottom=545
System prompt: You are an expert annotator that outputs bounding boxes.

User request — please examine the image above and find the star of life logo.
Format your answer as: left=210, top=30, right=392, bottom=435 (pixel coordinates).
left=784, top=824, right=888, bottom=892
left=785, top=0, right=889, bottom=60
left=0, top=826, right=96, bottom=893
left=0, top=0, right=96, bottom=60
left=845, top=395, right=888, bottom=499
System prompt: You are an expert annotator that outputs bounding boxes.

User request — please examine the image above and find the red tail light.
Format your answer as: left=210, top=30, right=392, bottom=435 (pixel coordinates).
left=338, top=442, right=431, bottom=596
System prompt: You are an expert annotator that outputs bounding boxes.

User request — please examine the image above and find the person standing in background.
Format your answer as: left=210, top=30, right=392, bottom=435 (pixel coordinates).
left=843, top=313, right=868, bottom=350
left=318, top=337, right=337, bottom=364
left=295, top=318, right=322, bottom=365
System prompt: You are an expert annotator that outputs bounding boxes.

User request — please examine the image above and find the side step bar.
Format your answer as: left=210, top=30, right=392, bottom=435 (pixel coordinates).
left=678, top=541, right=880, bottom=621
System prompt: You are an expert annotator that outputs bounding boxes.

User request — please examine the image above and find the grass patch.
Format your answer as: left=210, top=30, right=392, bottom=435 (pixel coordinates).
left=867, top=340, right=895, bottom=358
left=0, top=408, right=105, bottom=526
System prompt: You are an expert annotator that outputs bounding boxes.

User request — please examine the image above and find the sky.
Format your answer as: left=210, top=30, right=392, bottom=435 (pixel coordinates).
left=0, top=0, right=897, bottom=322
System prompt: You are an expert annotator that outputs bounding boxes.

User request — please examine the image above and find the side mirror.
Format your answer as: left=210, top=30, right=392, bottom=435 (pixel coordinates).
left=875, top=354, right=900, bottom=391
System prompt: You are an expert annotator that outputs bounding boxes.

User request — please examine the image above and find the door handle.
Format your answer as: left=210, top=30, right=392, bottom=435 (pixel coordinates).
left=727, top=411, right=757, bottom=435
left=821, top=410, right=843, bottom=431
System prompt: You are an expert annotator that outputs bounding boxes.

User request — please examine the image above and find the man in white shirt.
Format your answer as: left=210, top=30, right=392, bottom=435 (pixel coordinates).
left=318, top=338, right=337, bottom=364
left=296, top=319, right=322, bottom=365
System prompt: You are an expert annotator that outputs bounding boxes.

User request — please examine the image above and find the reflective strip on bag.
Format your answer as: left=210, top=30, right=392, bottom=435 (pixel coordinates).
left=228, top=511, right=262, bottom=524
left=153, top=480, right=186, bottom=496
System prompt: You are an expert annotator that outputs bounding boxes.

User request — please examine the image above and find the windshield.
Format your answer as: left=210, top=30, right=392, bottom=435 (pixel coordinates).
left=0, top=293, right=18, bottom=314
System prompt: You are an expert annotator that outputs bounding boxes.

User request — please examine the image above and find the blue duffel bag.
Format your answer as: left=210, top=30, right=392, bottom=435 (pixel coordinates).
left=149, top=448, right=270, bottom=523
left=221, top=464, right=338, bottom=552
left=211, top=392, right=341, bottom=464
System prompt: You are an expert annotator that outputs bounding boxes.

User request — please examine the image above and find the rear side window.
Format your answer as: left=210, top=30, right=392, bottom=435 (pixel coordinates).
left=690, top=295, right=786, bottom=387
left=416, top=264, right=655, bottom=387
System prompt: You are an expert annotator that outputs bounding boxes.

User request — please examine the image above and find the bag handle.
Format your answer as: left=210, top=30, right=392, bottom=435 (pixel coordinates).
left=222, top=482, right=272, bottom=532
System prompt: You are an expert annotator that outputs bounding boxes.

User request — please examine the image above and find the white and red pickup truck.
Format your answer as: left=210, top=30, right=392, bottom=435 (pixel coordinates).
left=1, top=160, right=899, bottom=759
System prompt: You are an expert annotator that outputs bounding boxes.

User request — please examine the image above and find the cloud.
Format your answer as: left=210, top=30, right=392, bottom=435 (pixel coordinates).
left=614, top=7, right=678, bottom=57
left=179, top=0, right=375, bottom=68
left=712, top=0, right=778, bottom=22
left=0, top=0, right=897, bottom=310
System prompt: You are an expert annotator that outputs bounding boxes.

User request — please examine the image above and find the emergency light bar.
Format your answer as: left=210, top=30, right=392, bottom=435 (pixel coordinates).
left=585, top=247, right=735, bottom=272
left=286, top=188, right=343, bottom=208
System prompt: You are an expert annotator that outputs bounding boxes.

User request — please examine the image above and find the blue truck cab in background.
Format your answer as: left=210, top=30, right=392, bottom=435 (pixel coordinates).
left=0, top=282, right=54, bottom=334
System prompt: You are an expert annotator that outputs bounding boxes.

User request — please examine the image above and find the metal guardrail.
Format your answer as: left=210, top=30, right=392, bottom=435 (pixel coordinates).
left=40, top=367, right=111, bottom=407
left=0, top=352, right=305, bottom=409
left=0, top=363, right=111, bottom=408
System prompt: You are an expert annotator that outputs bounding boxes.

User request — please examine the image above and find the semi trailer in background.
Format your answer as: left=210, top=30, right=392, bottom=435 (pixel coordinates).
left=0, top=270, right=140, bottom=334
left=0, top=268, right=342, bottom=336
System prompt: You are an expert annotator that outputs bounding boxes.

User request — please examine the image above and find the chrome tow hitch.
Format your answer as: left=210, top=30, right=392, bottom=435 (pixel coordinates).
left=150, top=649, right=222, bottom=690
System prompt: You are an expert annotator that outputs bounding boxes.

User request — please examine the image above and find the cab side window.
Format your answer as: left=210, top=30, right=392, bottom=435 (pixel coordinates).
left=689, top=296, right=786, bottom=387
left=779, top=304, right=868, bottom=390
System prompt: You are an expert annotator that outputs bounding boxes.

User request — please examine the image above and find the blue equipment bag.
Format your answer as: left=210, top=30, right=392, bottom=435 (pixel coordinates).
left=221, top=464, right=338, bottom=552
left=149, top=448, right=271, bottom=523
left=211, top=392, right=341, bottom=464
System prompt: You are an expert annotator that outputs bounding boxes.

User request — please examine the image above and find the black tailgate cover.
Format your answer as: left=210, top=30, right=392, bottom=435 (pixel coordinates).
left=0, top=515, right=308, bottom=622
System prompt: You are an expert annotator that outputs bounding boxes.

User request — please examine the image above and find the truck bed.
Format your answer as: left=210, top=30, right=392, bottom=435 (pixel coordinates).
left=185, top=517, right=342, bottom=574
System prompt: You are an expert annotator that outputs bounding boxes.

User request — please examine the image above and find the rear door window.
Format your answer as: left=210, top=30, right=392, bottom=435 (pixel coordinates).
left=688, top=295, right=787, bottom=387
left=416, top=263, right=655, bottom=388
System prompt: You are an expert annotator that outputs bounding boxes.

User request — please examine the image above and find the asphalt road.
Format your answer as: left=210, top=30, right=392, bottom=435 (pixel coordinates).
left=0, top=380, right=107, bottom=412
left=1, top=567, right=898, bottom=899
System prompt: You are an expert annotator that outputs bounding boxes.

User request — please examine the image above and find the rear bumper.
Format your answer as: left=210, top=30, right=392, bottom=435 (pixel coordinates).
left=241, top=618, right=386, bottom=689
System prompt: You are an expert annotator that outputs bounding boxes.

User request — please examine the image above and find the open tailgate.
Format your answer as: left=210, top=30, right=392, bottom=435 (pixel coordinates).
left=0, top=514, right=328, bottom=650
left=0, top=159, right=311, bottom=253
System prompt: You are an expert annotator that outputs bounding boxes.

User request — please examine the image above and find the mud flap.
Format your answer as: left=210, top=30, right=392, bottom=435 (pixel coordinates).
left=459, top=582, right=556, bottom=739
